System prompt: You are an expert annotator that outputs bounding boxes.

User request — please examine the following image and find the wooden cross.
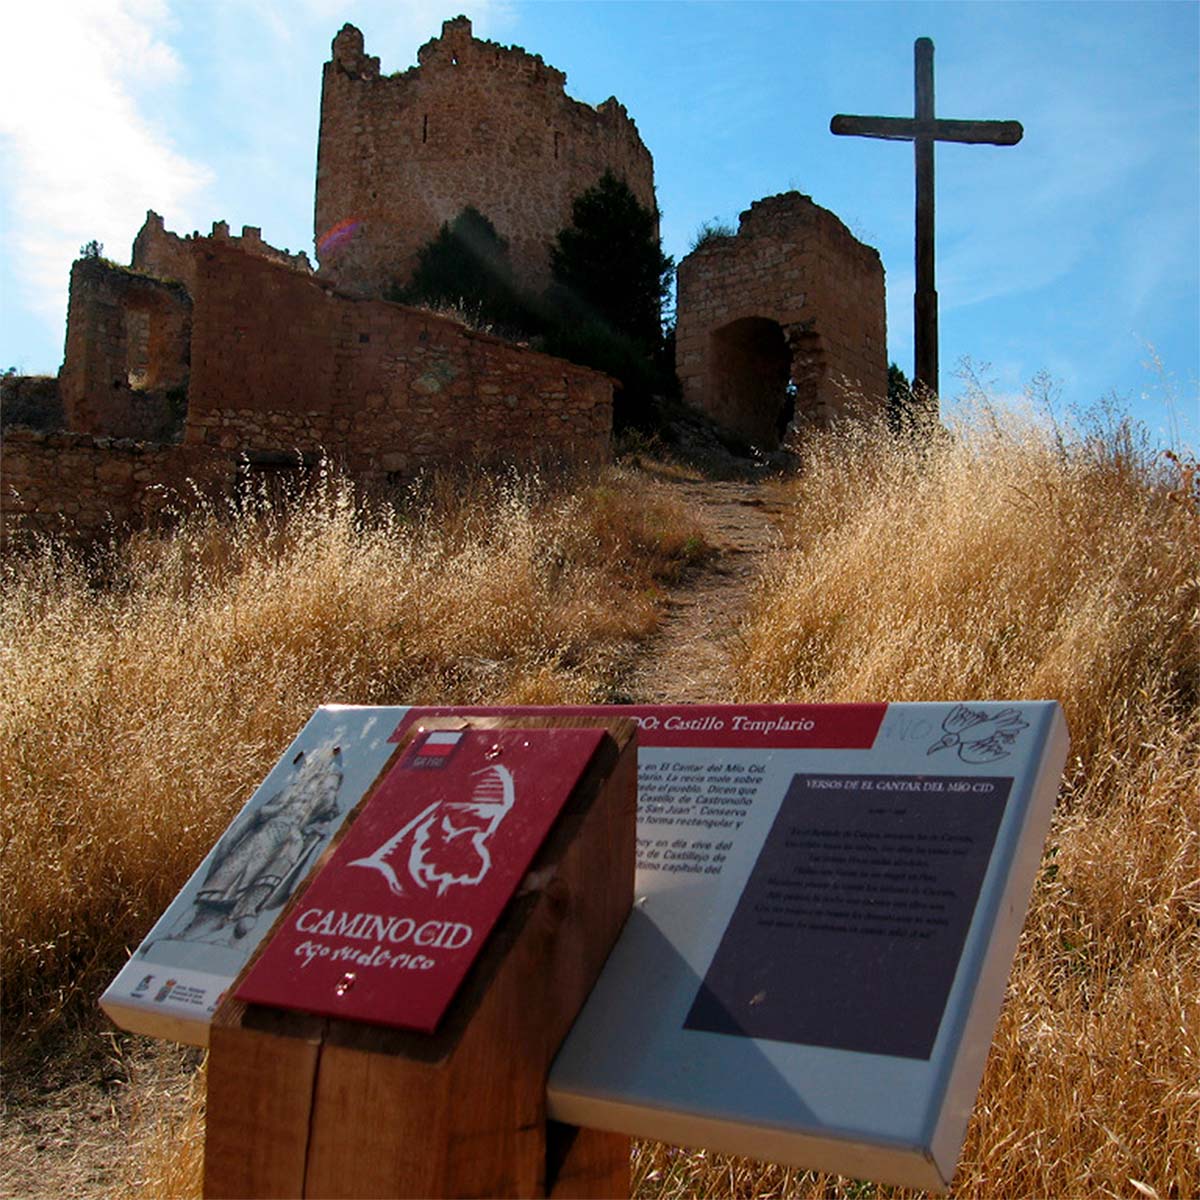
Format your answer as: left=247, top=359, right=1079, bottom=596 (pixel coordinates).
left=831, top=38, right=1022, bottom=402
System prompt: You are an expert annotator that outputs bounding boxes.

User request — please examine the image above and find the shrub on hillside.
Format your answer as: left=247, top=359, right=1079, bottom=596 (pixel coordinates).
left=688, top=217, right=735, bottom=252
left=391, top=207, right=536, bottom=335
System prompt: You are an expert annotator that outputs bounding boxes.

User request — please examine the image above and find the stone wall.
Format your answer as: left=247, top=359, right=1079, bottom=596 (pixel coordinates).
left=5, top=235, right=614, bottom=546
left=184, top=243, right=612, bottom=480
left=675, top=192, right=887, bottom=448
left=315, top=17, right=655, bottom=299
left=1, top=429, right=233, bottom=546
left=132, top=210, right=312, bottom=295
left=58, top=258, right=193, bottom=441
left=1, top=374, right=62, bottom=432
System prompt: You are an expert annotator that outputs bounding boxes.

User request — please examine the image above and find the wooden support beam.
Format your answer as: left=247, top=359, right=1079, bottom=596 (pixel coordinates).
left=203, top=715, right=638, bottom=1200
left=830, top=115, right=1023, bottom=145
left=914, top=36, right=937, bottom=402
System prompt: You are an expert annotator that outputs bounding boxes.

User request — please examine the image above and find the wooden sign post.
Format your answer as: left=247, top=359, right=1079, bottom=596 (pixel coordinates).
left=831, top=37, right=1024, bottom=403
left=202, top=716, right=638, bottom=1200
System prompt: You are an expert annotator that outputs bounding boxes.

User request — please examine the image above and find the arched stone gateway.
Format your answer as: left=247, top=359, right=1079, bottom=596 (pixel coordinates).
left=708, top=317, right=793, bottom=448
left=675, top=192, right=887, bottom=450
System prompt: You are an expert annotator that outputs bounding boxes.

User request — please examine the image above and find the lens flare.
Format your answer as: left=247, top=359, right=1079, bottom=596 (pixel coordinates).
left=317, top=217, right=361, bottom=256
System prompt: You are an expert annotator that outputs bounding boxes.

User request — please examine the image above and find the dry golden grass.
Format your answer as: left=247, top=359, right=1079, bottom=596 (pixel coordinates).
left=631, top=408, right=1197, bottom=1199
left=110, top=1060, right=206, bottom=1200
left=5, top=411, right=1197, bottom=1199
left=0, top=463, right=707, bottom=1054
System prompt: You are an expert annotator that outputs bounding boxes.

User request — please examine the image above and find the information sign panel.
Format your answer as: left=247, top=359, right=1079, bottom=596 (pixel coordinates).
left=100, top=706, right=406, bottom=1043
left=235, top=727, right=604, bottom=1031
left=546, top=702, right=1068, bottom=1192
left=103, top=699, right=1067, bottom=1192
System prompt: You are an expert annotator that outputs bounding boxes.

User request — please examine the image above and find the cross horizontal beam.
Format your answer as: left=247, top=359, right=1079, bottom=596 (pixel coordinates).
left=830, top=114, right=1024, bottom=146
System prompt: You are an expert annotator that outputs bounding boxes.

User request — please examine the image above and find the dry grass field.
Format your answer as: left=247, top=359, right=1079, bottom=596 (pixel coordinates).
left=1, top=463, right=706, bottom=1055
left=635, top=407, right=1197, bottom=1199
left=2, top=406, right=1197, bottom=1199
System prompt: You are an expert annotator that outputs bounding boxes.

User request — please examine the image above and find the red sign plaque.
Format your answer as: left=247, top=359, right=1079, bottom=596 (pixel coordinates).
left=389, top=703, right=887, bottom=750
left=236, top=726, right=606, bottom=1032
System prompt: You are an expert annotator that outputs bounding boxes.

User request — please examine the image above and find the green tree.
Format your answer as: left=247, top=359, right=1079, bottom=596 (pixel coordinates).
left=549, top=170, right=672, bottom=353
left=545, top=171, right=675, bottom=429
left=394, top=207, right=531, bottom=333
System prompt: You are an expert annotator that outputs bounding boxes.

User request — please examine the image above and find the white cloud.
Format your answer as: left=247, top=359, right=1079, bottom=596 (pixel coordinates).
left=0, top=0, right=212, bottom=336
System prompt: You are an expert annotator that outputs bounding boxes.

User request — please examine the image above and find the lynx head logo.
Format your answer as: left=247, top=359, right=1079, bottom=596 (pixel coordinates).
left=349, top=763, right=515, bottom=898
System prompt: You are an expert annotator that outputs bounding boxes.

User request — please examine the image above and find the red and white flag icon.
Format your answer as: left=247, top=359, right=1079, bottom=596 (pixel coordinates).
left=407, top=730, right=463, bottom=767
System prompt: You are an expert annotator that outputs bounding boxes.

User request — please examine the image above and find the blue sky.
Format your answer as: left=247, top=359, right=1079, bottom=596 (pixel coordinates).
left=1, top=0, right=1196, bottom=447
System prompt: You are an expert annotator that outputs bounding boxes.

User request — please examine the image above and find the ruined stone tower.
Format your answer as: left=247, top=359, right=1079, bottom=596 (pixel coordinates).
left=314, top=17, right=656, bottom=299
left=675, top=193, right=887, bottom=448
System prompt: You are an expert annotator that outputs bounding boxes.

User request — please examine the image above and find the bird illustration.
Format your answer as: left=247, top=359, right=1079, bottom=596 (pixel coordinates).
left=927, top=704, right=1028, bottom=764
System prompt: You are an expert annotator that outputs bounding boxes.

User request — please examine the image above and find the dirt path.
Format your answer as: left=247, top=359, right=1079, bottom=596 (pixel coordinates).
left=625, top=472, right=784, bottom=703
left=1, top=1035, right=202, bottom=1200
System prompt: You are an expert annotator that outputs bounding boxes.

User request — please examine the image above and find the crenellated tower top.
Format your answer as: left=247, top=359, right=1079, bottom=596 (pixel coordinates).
left=330, top=23, right=380, bottom=78
left=314, top=15, right=655, bottom=298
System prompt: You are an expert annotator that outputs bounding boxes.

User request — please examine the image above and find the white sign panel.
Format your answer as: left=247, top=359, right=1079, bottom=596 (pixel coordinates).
left=102, top=700, right=1067, bottom=1191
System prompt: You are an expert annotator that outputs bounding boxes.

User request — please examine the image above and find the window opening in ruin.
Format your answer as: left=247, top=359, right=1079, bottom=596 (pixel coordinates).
left=422, top=114, right=428, bottom=144
left=779, top=379, right=799, bottom=442
left=709, top=317, right=795, bottom=450
left=237, top=459, right=315, bottom=509
left=554, top=132, right=562, bottom=160
left=125, top=308, right=152, bottom=389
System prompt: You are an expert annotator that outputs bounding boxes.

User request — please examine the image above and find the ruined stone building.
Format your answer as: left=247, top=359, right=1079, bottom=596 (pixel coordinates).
left=2, top=17, right=646, bottom=543
left=3, top=214, right=612, bottom=543
left=58, top=215, right=313, bottom=444
left=1, top=15, right=888, bottom=544
left=676, top=193, right=886, bottom=450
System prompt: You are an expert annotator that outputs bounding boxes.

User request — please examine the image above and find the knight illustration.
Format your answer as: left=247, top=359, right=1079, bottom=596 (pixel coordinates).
left=169, top=745, right=344, bottom=944
left=350, top=763, right=515, bottom=897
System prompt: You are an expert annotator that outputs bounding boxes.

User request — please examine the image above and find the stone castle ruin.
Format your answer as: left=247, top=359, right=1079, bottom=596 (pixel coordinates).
left=1, top=16, right=887, bottom=544
left=316, top=18, right=655, bottom=298
left=60, top=214, right=314, bottom=443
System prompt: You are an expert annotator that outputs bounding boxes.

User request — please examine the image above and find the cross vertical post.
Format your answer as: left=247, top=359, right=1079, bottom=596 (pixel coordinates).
left=913, top=37, right=937, bottom=400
